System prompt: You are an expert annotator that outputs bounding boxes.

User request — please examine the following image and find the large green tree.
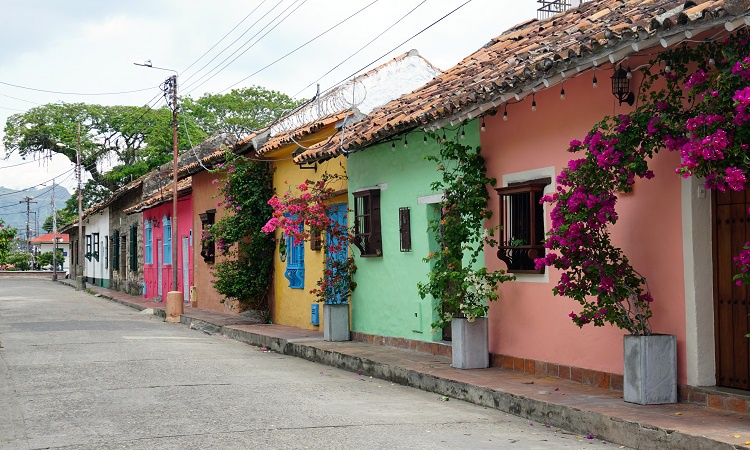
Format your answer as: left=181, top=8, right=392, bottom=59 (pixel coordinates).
left=181, top=86, right=304, bottom=139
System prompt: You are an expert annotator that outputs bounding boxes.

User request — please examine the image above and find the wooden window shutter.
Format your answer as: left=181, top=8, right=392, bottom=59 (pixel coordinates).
left=353, top=188, right=382, bottom=257
left=112, top=230, right=120, bottom=270
left=130, top=225, right=137, bottom=272
left=399, top=207, right=411, bottom=252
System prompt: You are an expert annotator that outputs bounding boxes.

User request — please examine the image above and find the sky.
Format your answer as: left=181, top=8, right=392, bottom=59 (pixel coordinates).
left=0, top=0, right=540, bottom=194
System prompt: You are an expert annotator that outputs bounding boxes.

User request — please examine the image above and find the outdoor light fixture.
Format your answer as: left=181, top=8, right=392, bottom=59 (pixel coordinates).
left=611, top=65, right=635, bottom=106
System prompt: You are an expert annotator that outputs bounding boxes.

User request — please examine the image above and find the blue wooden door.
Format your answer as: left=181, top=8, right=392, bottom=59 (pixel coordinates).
left=326, top=203, right=349, bottom=304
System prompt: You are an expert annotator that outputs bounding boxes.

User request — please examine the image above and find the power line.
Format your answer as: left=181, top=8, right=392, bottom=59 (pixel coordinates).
left=0, top=80, right=160, bottom=96
left=218, top=0, right=380, bottom=94
left=292, top=0, right=427, bottom=98
left=0, top=92, right=41, bottom=105
left=180, top=0, right=284, bottom=87
left=180, top=0, right=272, bottom=76
left=182, top=0, right=309, bottom=95
left=0, top=156, right=56, bottom=170
left=326, top=0, right=474, bottom=97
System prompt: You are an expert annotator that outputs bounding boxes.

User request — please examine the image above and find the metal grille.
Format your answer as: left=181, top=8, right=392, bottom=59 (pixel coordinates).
left=537, top=0, right=591, bottom=19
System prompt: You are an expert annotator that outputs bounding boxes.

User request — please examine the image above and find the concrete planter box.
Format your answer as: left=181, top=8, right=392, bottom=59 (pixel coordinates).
left=451, top=317, right=489, bottom=369
left=323, top=303, right=350, bottom=342
left=623, top=334, right=677, bottom=405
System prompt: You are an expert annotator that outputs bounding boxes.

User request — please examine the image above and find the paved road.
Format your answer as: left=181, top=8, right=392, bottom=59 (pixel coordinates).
left=0, top=278, right=623, bottom=449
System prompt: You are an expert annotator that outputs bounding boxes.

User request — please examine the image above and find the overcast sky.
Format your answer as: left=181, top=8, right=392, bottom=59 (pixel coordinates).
left=0, top=0, right=539, bottom=194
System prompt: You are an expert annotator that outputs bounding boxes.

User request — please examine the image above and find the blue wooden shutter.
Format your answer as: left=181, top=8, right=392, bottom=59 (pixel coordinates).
left=284, top=220, right=304, bottom=289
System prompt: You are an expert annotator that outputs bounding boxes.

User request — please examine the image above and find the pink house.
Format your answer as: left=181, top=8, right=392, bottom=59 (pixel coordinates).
left=126, top=178, right=194, bottom=303
left=291, top=0, right=750, bottom=406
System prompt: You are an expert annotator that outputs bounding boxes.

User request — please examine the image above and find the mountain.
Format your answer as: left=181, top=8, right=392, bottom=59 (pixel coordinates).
left=0, top=185, right=72, bottom=241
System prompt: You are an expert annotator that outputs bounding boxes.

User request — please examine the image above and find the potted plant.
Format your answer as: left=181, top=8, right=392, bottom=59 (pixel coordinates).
left=418, top=137, right=514, bottom=369
left=262, top=172, right=357, bottom=341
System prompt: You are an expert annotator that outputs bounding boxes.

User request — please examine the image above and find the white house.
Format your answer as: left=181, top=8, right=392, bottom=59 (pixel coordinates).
left=29, top=232, right=70, bottom=274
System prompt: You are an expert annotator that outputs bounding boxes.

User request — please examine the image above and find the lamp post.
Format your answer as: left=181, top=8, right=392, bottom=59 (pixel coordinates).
left=56, top=122, right=85, bottom=290
left=135, top=60, right=183, bottom=321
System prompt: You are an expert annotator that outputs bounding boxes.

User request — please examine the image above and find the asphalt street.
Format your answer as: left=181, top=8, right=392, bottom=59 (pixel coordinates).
left=0, top=278, right=625, bottom=449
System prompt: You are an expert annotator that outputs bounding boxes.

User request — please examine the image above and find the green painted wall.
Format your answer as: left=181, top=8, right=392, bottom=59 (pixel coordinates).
left=348, top=120, right=481, bottom=342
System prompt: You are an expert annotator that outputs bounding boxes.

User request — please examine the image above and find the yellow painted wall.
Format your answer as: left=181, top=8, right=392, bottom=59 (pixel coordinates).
left=268, top=131, right=348, bottom=330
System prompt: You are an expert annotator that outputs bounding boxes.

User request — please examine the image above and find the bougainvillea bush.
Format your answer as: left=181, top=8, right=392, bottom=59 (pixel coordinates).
left=537, top=29, right=750, bottom=335
left=262, top=172, right=357, bottom=304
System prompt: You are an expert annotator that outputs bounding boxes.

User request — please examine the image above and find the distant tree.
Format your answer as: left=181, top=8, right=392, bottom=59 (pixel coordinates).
left=42, top=210, right=76, bottom=233
left=3, top=87, right=303, bottom=196
left=0, top=219, right=18, bottom=263
left=37, top=249, right=64, bottom=270
left=182, top=86, right=305, bottom=139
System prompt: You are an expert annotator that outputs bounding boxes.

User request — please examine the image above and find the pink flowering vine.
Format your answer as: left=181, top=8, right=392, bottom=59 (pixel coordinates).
left=537, top=30, right=750, bottom=334
left=262, top=172, right=357, bottom=304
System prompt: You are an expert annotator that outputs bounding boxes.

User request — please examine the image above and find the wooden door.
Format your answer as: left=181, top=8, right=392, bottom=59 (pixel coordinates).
left=713, top=188, right=750, bottom=389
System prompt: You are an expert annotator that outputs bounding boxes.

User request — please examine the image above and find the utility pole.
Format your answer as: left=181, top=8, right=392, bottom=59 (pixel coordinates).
left=134, top=60, right=183, bottom=322
left=19, top=196, right=37, bottom=267
left=76, top=122, right=85, bottom=291
left=52, top=178, right=58, bottom=281
left=168, top=74, right=179, bottom=295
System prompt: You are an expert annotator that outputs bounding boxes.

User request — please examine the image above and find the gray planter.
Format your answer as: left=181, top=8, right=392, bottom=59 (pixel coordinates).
left=451, top=317, right=489, bottom=369
left=323, top=303, right=350, bottom=342
left=623, top=334, right=677, bottom=405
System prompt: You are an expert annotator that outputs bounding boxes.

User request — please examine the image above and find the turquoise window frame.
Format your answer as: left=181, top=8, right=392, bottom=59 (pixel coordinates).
left=163, top=216, right=172, bottom=265
left=144, top=221, right=153, bottom=264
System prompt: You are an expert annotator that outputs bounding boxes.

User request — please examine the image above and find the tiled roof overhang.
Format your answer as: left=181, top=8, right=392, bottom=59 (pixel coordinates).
left=294, top=0, right=750, bottom=164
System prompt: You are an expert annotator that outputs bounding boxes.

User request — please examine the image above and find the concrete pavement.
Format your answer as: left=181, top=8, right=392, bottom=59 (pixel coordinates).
left=2, top=277, right=618, bottom=449
left=58, top=277, right=750, bottom=449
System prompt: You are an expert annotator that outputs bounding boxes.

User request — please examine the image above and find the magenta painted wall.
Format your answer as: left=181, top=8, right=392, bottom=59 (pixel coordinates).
left=142, top=194, right=194, bottom=302
left=480, top=64, right=687, bottom=383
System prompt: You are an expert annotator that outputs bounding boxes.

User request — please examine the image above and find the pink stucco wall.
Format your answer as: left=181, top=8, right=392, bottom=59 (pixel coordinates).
left=142, top=194, right=194, bottom=302
left=481, top=64, right=687, bottom=383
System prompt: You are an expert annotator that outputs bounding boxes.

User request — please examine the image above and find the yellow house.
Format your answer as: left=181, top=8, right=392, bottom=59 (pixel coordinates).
left=252, top=50, right=441, bottom=330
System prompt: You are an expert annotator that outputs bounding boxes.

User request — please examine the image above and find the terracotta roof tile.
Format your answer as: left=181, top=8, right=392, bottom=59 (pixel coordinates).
left=294, top=0, right=750, bottom=164
left=124, top=177, right=192, bottom=215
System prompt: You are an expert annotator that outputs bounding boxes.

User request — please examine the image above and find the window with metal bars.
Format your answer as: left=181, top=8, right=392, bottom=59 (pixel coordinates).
left=399, top=207, right=411, bottom=252
left=353, top=188, right=382, bottom=257
left=104, top=236, right=109, bottom=269
left=495, top=178, right=550, bottom=273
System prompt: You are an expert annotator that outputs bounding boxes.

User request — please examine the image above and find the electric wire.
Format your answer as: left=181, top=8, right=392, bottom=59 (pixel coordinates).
left=292, top=0, right=427, bottom=98
left=218, top=0, right=380, bottom=94
left=0, top=92, right=41, bottom=105
left=327, top=0, right=474, bottom=95
left=0, top=81, right=159, bottom=96
left=182, top=0, right=309, bottom=95
left=180, top=0, right=272, bottom=78
left=180, top=0, right=286, bottom=89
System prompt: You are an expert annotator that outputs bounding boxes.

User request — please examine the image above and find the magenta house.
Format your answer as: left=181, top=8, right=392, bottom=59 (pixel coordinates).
left=126, top=178, right=194, bottom=303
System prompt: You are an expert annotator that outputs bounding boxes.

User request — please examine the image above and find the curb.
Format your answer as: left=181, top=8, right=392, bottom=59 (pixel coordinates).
left=77, top=285, right=742, bottom=450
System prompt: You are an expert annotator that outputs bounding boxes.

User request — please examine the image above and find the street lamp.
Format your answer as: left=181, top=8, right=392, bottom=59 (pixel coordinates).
left=135, top=60, right=183, bottom=322
left=56, top=122, right=85, bottom=290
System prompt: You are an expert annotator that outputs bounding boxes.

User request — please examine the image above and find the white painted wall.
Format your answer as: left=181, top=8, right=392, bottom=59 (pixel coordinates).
left=84, top=209, right=110, bottom=285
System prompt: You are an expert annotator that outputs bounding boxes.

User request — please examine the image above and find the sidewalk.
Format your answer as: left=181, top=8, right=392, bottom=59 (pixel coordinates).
left=60, top=279, right=750, bottom=450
